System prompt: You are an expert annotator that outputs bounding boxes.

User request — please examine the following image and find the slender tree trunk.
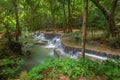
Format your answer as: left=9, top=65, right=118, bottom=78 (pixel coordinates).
left=72, top=0, right=76, bottom=29
left=81, top=0, right=88, bottom=58
left=56, top=15, right=59, bottom=32
left=50, top=4, right=56, bottom=33
left=62, top=3, right=67, bottom=33
left=9, top=0, right=22, bottom=55
left=52, top=13, right=56, bottom=33
left=107, top=17, right=118, bottom=37
left=13, top=0, right=21, bottom=41
left=68, top=0, right=72, bottom=32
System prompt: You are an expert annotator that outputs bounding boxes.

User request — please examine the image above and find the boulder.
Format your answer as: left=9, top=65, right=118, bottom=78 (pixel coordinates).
left=54, top=49, right=65, bottom=58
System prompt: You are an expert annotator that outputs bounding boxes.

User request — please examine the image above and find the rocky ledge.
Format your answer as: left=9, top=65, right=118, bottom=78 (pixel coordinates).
left=62, top=42, right=120, bottom=59
left=44, top=33, right=120, bottom=59
left=34, top=41, right=48, bottom=45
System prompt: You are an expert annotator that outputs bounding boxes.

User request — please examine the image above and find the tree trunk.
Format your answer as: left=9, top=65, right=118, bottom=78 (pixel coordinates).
left=50, top=4, right=56, bottom=33
left=52, top=13, right=56, bottom=33
left=51, top=8, right=56, bottom=32
left=13, top=0, right=21, bottom=41
left=68, top=0, right=72, bottom=32
left=62, top=3, right=67, bottom=33
left=81, top=0, right=88, bottom=58
left=71, top=0, right=76, bottom=29
left=11, top=0, right=22, bottom=55
left=107, top=17, right=118, bottom=37
left=91, top=0, right=119, bottom=38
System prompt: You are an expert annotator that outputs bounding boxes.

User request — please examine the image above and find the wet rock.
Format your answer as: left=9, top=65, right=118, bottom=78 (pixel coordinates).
left=34, top=41, right=48, bottom=45
left=62, top=42, right=120, bottom=59
left=54, top=49, right=65, bottom=58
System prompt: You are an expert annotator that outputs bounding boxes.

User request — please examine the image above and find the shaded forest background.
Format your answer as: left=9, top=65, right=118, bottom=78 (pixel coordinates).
left=0, top=0, right=120, bottom=49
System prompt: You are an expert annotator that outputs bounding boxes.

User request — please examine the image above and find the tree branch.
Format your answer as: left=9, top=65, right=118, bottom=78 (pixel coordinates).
left=110, top=0, right=118, bottom=16
left=91, top=0, right=109, bottom=20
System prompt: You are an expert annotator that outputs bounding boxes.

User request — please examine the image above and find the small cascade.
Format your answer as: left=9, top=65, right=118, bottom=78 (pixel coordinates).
left=45, top=40, right=55, bottom=48
left=45, top=36, right=62, bottom=49
left=34, top=33, right=109, bottom=60
left=34, top=32, right=46, bottom=41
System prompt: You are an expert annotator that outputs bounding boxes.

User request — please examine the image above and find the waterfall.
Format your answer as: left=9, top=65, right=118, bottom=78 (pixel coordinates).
left=34, top=32, right=46, bottom=41
left=34, top=33, right=109, bottom=60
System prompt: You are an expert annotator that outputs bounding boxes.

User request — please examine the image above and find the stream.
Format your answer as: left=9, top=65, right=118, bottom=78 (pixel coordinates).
left=23, top=32, right=108, bottom=71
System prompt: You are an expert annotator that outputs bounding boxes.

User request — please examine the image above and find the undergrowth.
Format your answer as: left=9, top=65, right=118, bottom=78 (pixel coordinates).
left=28, top=57, right=120, bottom=80
left=0, top=57, right=24, bottom=80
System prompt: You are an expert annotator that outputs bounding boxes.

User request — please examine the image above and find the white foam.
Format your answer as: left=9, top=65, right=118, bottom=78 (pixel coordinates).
left=77, top=52, right=107, bottom=60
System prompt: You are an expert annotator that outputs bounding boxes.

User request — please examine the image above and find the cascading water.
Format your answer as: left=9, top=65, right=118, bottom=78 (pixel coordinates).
left=45, top=36, right=63, bottom=56
left=35, top=33, right=108, bottom=60
left=34, top=32, right=46, bottom=41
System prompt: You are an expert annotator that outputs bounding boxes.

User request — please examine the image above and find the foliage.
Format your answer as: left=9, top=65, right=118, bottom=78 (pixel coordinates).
left=0, top=57, right=25, bottom=79
left=0, top=0, right=120, bottom=41
left=100, top=59, right=120, bottom=80
left=109, top=36, right=120, bottom=49
left=0, top=0, right=120, bottom=80
left=28, top=57, right=120, bottom=80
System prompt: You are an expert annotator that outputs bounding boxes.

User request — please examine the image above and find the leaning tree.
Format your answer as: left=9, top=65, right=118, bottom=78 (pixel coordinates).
left=91, top=0, right=119, bottom=38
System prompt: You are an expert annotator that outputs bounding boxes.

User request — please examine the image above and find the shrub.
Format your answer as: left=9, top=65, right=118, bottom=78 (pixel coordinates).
left=0, top=57, right=24, bottom=79
left=28, top=57, right=120, bottom=80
